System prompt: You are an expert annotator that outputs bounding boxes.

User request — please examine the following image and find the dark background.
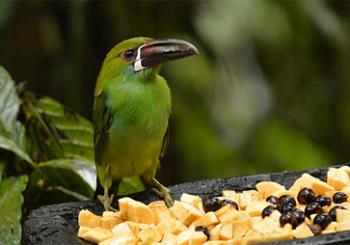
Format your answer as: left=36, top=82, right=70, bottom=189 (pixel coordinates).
left=1, top=0, right=350, bottom=186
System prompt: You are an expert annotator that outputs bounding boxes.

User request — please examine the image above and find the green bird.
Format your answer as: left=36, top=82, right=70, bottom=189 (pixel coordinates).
left=93, top=37, right=198, bottom=210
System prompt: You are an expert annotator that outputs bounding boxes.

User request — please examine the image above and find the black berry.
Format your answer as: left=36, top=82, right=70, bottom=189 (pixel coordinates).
left=262, top=205, right=277, bottom=218
left=305, top=202, right=323, bottom=218
left=266, top=196, right=278, bottom=205
left=313, top=213, right=332, bottom=230
left=279, top=202, right=294, bottom=213
left=195, top=226, right=210, bottom=239
left=297, top=188, right=315, bottom=204
left=221, top=199, right=239, bottom=210
left=202, top=197, right=222, bottom=212
left=333, top=192, right=348, bottom=204
left=279, top=212, right=292, bottom=227
left=329, top=205, right=347, bottom=221
left=307, top=224, right=322, bottom=235
left=277, top=195, right=296, bottom=210
left=291, top=208, right=305, bottom=227
left=315, top=195, right=331, bottom=207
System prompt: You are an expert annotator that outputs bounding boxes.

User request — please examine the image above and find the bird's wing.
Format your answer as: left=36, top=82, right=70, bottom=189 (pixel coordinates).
left=160, top=123, right=169, bottom=158
left=93, top=92, right=112, bottom=165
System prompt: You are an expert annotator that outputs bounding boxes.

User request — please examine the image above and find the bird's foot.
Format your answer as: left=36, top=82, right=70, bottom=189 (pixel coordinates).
left=97, top=194, right=117, bottom=211
left=149, top=178, right=173, bottom=207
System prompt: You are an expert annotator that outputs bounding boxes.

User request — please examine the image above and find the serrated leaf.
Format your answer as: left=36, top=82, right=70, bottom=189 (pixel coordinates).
left=0, top=66, right=20, bottom=136
left=0, top=175, right=28, bottom=244
left=0, top=134, right=32, bottom=163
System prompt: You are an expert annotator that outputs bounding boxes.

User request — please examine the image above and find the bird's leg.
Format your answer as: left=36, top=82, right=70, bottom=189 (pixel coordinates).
left=97, top=188, right=116, bottom=211
left=97, top=166, right=117, bottom=211
left=147, top=177, right=174, bottom=207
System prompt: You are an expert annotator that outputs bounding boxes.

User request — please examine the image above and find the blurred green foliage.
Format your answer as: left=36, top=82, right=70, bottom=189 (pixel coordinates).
left=0, top=65, right=97, bottom=243
left=0, top=0, right=349, bottom=204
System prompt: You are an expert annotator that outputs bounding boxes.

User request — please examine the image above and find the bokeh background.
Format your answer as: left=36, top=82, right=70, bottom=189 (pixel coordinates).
left=1, top=0, right=350, bottom=187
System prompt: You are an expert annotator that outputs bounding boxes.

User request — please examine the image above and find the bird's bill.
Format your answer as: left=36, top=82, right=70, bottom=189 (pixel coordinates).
left=134, top=39, right=199, bottom=72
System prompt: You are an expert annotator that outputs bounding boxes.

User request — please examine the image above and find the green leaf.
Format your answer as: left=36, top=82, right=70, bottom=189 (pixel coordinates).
left=36, top=97, right=94, bottom=162
left=0, top=66, right=20, bottom=136
left=118, top=176, right=145, bottom=195
left=20, top=93, right=94, bottom=163
left=0, top=67, right=31, bottom=163
left=0, top=175, right=28, bottom=244
left=27, top=159, right=93, bottom=208
left=0, top=134, right=32, bottom=163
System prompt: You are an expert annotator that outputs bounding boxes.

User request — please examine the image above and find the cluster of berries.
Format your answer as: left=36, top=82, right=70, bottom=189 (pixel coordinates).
left=262, top=188, right=348, bottom=234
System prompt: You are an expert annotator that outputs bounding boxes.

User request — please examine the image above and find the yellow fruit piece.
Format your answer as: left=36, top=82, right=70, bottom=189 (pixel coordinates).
left=311, top=180, right=335, bottom=195
left=169, top=200, right=203, bottom=226
left=100, top=216, right=122, bottom=230
left=341, top=186, right=350, bottom=196
left=191, top=211, right=219, bottom=227
left=98, top=234, right=137, bottom=245
left=209, top=224, right=223, bottom=241
left=338, top=221, right=350, bottom=231
left=102, top=211, right=122, bottom=218
left=269, top=210, right=281, bottom=222
left=177, top=230, right=208, bottom=245
left=336, top=208, right=350, bottom=223
left=77, top=226, right=90, bottom=237
left=251, top=217, right=280, bottom=234
left=273, top=190, right=298, bottom=200
left=137, top=224, right=162, bottom=243
left=156, top=218, right=187, bottom=235
left=78, top=209, right=102, bottom=228
left=292, top=223, right=313, bottom=238
left=238, top=191, right=259, bottom=209
left=262, top=229, right=293, bottom=243
left=111, top=222, right=134, bottom=236
left=222, top=190, right=237, bottom=198
left=148, top=200, right=173, bottom=224
left=118, top=197, right=155, bottom=224
left=232, top=217, right=250, bottom=239
left=289, top=173, right=317, bottom=192
left=322, top=221, right=337, bottom=234
left=216, top=206, right=239, bottom=224
left=180, top=193, right=204, bottom=212
left=256, top=181, right=286, bottom=199
left=241, top=230, right=264, bottom=245
left=339, top=166, right=350, bottom=176
left=215, top=204, right=231, bottom=217
left=191, top=231, right=209, bottom=245
left=80, top=227, right=112, bottom=244
left=245, top=201, right=269, bottom=217
left=219, top=223, right=233, bottom=240
left=327, top=168, right=350, bottom=190
left=162, top=232, right=178, bottom=242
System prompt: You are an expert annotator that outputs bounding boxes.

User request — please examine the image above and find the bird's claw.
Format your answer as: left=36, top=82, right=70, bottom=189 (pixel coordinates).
left=151, top=187, right=174, bottom=207
left=98, top=194, right=117, bottom=211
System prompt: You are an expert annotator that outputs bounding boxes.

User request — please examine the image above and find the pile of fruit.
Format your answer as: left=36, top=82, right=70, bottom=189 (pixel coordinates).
left=77, top=166, right=350, bottom=244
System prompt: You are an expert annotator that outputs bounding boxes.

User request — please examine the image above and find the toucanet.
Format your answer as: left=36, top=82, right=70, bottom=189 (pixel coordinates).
left=93, top=37, right=198, bottom=210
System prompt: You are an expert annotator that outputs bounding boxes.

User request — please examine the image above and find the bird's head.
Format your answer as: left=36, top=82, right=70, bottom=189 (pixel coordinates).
left=96, top=37, right=198, bottom=93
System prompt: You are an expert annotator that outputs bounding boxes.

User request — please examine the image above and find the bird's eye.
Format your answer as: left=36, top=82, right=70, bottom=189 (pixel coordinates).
left=120, top=48, right=136, bottom=62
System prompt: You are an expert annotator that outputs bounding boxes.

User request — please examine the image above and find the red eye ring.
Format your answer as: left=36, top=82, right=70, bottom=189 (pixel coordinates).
left=120, top=48, right=136, bottom=62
